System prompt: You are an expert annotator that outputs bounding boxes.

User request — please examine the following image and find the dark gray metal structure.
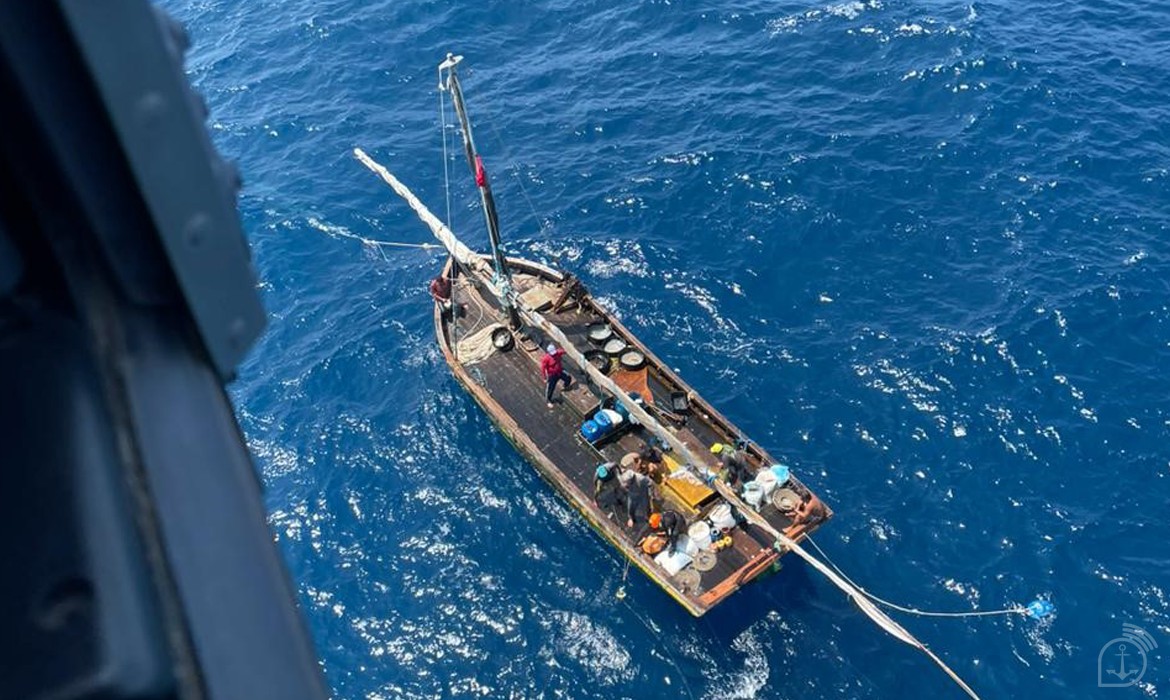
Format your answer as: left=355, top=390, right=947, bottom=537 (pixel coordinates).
left=0, top=1, right=327, bottom=698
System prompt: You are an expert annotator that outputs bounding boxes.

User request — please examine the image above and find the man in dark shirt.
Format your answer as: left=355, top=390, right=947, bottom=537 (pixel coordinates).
left=620, top=468, right=653, bottom=530
left=639, top=509, right=686, bottom=553
left=593, top=463, right=624, bottom=520
left=711, top=442, right=751, bottom=485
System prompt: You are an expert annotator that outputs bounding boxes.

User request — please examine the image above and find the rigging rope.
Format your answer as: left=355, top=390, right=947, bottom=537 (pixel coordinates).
left=311, top=221, right=440, bottom=251
left=483, top=119, right=554, bottom=240
left=353, top=148, right=987, bottom=700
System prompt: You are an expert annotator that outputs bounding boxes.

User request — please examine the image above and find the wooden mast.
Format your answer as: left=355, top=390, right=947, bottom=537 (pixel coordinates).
left=438, top=54, right=522, bottom=329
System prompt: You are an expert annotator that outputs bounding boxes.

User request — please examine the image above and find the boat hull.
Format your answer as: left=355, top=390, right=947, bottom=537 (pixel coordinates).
left=433, top=255, right=831, bottom=616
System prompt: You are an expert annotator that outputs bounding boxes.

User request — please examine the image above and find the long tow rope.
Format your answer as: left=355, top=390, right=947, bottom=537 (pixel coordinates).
left=353, top=148, right=984, bottom=699
left=806, top=536, right=1029, bottom=619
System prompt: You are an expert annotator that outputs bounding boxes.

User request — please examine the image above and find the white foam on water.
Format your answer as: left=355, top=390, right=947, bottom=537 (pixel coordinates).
left=717, top=627, right=771, bottom=699
left=248, top=437, right=303, bottom=479
left=941, top=578, right=981, bottom=606
left=766, top=15, right=800, bottom=33
left=588, top=295, right=622, bottom=320
left=475, top=486, right=510, bottom=511
left=866, top=357, right=945, bottom=416
left=541, top=610, right=635, bottom=686
left=858, top=426, right=886, bottom=449
left=656, top=150, right=709, bottom=167
left=602, top=193, right=645, bottom=211
left=529, top=240, right=584, bottom=265
left=1124, top=250, right=1148, bottom=265
left=869, top=518, right=899, bottom=543
left=1053, top=309, right=1067, bottom=335
left=346, top=489, right=364, bottom=520
left=447, top=677, right=493, bottom=696
left=767, top=0, right=881, bottom=35
left=826, top=0, right=879, bottom=20
left=584, top=240, right=652, bottom=279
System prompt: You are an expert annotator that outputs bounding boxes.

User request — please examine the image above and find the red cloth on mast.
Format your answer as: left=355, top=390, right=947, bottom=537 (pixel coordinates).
left=475, top=155, right=486, bottom=187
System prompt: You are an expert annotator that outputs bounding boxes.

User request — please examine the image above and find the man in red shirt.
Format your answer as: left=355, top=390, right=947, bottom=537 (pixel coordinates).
left=429, top=274, right=452, bottom=316
left=540, top=344, right=574, bottom=408
left=428, top=275, right=452, bottom=306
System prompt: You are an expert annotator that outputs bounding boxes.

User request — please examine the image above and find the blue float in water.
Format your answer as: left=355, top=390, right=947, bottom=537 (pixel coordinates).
left=1025, top=599, right=1054, bottom=619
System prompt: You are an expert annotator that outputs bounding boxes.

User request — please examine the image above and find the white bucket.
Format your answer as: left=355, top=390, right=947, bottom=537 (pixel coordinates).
left=709, top=503, right=736, bottom=531
left=743, top=482, right=765, bottom=509
left=678, top=534, right=699, bottom=557
left=687, top=521, right=712, bottom=551
left=754, top=469, right=779, bottom=497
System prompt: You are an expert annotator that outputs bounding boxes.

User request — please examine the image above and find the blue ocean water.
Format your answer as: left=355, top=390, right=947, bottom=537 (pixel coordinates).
left=162, top=0, right=1169, bottom=697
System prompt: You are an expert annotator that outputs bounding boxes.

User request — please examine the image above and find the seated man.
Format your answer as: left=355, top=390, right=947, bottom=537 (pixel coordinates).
left=619, top=451, right=641, bottom=472
left=637, top=443, right=666, bottom=482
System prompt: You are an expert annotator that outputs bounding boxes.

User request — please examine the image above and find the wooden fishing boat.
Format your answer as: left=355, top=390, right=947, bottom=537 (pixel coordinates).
left=433, top=256, right=832, bottom=616
left=358, top=55, right=831, bottom=617
left=353, top=55, right=1000, bottom=696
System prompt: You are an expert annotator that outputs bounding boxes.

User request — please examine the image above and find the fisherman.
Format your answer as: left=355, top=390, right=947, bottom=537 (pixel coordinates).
left=620, top=467, right=654, bottom=530
left=428, top=274, right=453, bottom=316
left=619, top=451, right=641, bottom=473
left=540, top=344, right=574, bottom=408
left=593, top=462, right=624, bottom=520
left=623, top=446, right=667, bottom=480
left=638, top=509, right=685, bottom=554
left=637, top=443, right=665, bottom=482
left=711, top=441, right=751, bottom=486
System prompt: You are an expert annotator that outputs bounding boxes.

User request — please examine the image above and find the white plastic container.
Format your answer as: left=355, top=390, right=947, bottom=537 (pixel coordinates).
left=754, top=469, right=779, bottom=497
left=687, top=521, right=712, bottom=551
left=709, top=503, right=736, bottom=531
left=743, top=482, right=765, bottom=509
